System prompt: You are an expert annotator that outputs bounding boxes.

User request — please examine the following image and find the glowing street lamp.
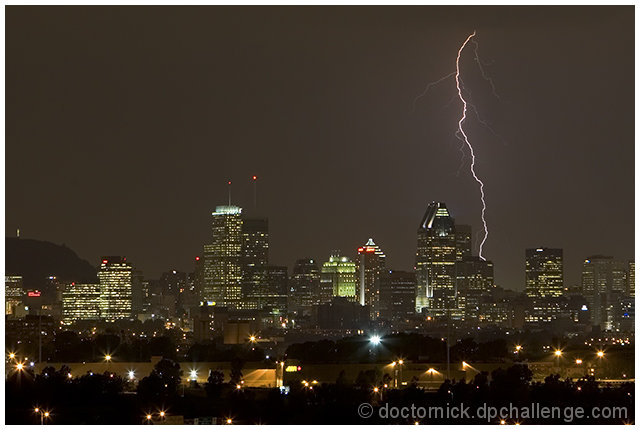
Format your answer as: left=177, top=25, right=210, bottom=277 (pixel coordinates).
left=9, top=352, right=15, bottom=360
left=515, top=345, right=522, bottom=353
left=104, top=355, right=112, bottom=362
left=575, top=359, right=583, bottom=365
left=15, top=362, right=24, bottom=371
left=128, top=370, right=136, bottom=381
left=226, top=418, right=233, bottom=424
left=597, top=351, right=605, bottom=358
left=554, top=350, right=562, bottom=357
left=370, top=335, right=381, bottom=346
left=249, top=335, right=257, bottom=343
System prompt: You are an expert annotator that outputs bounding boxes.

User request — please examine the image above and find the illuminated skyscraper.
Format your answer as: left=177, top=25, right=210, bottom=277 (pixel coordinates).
left=246, top=265, right=288, bottom=312
left=5, top=275, right=23, bottom=316
left=289, top=258, right=321, bottom=314
left=240, top=218, right=269, bottom=307
left=355, top=238, right=386, bottom=317
left=378, top=270, right=415, bottom=322
left=62, top=283, right=101, bottom=324
left=581, top=255, right=629, bottom=329
left=320, top=254, right=357, bottom=303
left=455, top=256, right=494, bottom=321
left=98, top=257, right=133, bottom=322
left=629, top=261, right=635, bottom=297
left=203, top=205, right=243, bottom=308
left=415, top=202, right=458, bottom=318
left=525, top=248, right=563, bottom=297
left=524, top=248, right=563, bottom=323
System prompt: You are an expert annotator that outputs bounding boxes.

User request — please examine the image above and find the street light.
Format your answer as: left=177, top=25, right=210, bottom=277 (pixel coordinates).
left=105, top=355, right=112, bottom=362
left=554, top=350, right=562, bottom=357
left=597, top=351, right=605, bottom=358
left=128, top=370, right=136, bottom=381
left=226, top=418, right=233, bottom=424
left=16, top=363, right=24, bottom=371
left=575, top=359, right=583, bottom=365
left=9, top=352, right=15, bottom=360
left=370, top=335, right=381, bottom=346
left=34, top=408, right=49, bottom=425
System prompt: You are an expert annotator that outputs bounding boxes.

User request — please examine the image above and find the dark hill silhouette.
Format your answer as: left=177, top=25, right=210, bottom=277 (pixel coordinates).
left=5, top=238, right=97, bottom=291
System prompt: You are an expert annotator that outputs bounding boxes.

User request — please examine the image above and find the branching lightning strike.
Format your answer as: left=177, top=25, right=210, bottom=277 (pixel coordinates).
left=414, top=31, right=496, bottom=260
left=455, top=31, right=489, bottom=261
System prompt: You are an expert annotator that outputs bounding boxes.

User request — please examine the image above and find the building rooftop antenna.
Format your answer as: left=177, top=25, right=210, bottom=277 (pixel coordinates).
left=252, top=175, right=258, bottom=211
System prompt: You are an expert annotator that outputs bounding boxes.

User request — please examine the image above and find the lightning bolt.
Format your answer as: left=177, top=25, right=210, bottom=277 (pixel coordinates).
left=413, top=31, right=497, bottom=259
left=455, top=31, right=489, bottom=260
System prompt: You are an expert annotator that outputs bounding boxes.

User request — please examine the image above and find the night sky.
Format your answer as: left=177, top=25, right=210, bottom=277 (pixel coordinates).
left=6, top=6, right=634, bottom=290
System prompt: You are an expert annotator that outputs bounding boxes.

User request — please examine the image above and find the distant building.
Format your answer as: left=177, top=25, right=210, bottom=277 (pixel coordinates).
left=581, top=256, right=630, bottom=330
left=355, top=238, right=386, bottom=317
left=288, top=258, right=320, bottom=314
left=415, top=202, right=458, bottom=318
left=98, top=256, right=133, bottom=322
left=203, top=205, right=243, bottom=308
left=525, top=248, right=564, bottom=298
left=62, top=283, right=101, bottom=325
left=314, top=296, right=370, bottom=331
left=244, top=265, right=288, bottom=313
left=455, top=224, right=472, bottom=262
left=5, top=275, right=23, bottom=316
left=320, top=254, right=357, bottom=302
left=377, top=270, right=415, bottom=322
left=628, top=261, right=634, bottom=297
left=455, top=256, right=494, bottom=321
left=241, top=218, right=269, bottom=307
left=131, top=270, right=145, bottom=316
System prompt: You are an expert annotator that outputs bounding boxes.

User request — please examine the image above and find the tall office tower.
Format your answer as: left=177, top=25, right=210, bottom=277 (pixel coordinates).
left=289, top=258, right=321, bottom=314
left=525, top=248, right=563, bottom=297
left=377, top=270, right=416, bottom=322
left=159, top=270, right=190, bottom=316
left=203, top=205, right=243, bottom=308
left=524, top=248, right=563, bottom=323
left=131, top=270, right=145, bottom=316
left=193, top=256, right=204, bottom=298
left=240, top=218, right=269, bottom=306
left=246, top=265, right=288, bottom=312
left=581, top=256, right=629, bottom=329
left=355, top=238, right=386, bottom=318
left=415, top=202, right=458, bottom=318
left=5, top=275, right=24, bottom=316
left=98, top=256, right=133, bottom=322
left=455, top=224, right=472, bottom=261
left=320, top=254, right=357, bottom=303
left=62, top=283, right=101, bottom=325
left=455, top=256, right=494, bottom=321
left=629, top=261, right=635, bottom=297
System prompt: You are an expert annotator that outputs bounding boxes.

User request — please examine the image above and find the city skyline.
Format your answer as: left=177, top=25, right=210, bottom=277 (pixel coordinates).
left=4, top=5, right=635, bottom=425
left=6, top=6, right=633, bottom=290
